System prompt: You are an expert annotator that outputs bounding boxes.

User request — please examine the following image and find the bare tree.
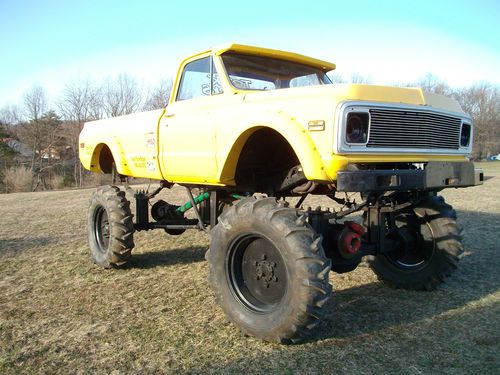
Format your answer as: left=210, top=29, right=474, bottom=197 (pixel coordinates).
left=58, top=78, right=102, bottom=186
left=143, top=79, right=173, bottom=110
left=0, top=104, right=22, bottom=127
left=22, top=85, right=48, bottom=172
left=415, top=73, right=451, bottom=95
left=453, top=83, right=499, bottom=159
left=16, top=110, right=63, bottom=190
left=327, top=72, right=347, bottom=84
left=101, top=73, right=142, bottom=117
left=23, top=85, right=47, bottom=122
left=58, top=78, right=102, bottom=123
left=350, top=73, right=373, bottom=84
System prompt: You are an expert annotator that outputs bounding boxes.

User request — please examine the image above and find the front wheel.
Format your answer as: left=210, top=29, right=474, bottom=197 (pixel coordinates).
left=206, top=197, right=332, bottom=343
left=369, top=195, right=463, bottom=290
left=88, top=185, right=135, bottom=268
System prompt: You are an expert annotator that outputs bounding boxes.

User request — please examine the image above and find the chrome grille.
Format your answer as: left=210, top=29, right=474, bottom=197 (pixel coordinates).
left=367, top=108, right=461, bottom=150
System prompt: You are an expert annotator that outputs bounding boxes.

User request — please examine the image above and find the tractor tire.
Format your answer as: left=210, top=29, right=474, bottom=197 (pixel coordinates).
left=88, top=185, right=134, bottom=268
left=206, top=197, right=332, bottom=343
left=369, top=195, right=463, bottom=291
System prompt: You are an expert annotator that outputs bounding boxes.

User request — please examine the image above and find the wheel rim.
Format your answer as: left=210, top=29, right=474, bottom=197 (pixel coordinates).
left=93, top=205, right=110, bottom=253
left=384, top=212, right=434, bottom=269
left=227, top=234, right=287, bottom=313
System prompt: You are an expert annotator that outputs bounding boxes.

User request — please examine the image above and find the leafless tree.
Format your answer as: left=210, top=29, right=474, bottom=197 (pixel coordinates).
left=21, top=85, right=48, bottom=173
left=453, top=83, right=499, bottom=158
left=16, top=110, right=63, bottom=190
left=58, top=78, right=102, bottom=186
left=23, top=85, right=47, bottom=122
left=327, top=72, right=346, bottom=84
left=143, top=79, right=173, bottom=110
left=0, top=104, right=22, bottom=127
left=350, top=73, right=373, bottom=84
left=415, top=73, right=451, bottom=95
left=101, top=73, right=142, bottom=117
left=58, top=78, right=102, bottom=123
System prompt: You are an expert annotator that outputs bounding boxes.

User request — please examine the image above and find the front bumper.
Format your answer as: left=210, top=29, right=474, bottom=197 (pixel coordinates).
left=336, top=161, right=483, bottom=192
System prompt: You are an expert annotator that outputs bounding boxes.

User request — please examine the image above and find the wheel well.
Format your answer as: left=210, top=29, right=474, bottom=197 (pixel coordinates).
left=97, top=144, right=114, bottom=174
left=235, top=128, right=299, bottom=189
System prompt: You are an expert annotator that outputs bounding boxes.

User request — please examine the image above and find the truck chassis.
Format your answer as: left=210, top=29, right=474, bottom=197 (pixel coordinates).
left=87, top=166, right=473, bottom=342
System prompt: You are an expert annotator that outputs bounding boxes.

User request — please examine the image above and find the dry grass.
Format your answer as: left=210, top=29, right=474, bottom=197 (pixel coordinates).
left=0, top=163, right=499, bottom=374
left=3, top=166, right=33, bottom=193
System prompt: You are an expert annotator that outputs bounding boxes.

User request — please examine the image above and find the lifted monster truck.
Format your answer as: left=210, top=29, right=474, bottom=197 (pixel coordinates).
left=80, top=44, right=483, bottom=343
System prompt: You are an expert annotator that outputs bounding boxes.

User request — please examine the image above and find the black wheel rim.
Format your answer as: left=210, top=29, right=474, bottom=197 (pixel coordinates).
left=384, top=212, right=434, bottom=270
left=227, top=234, right=287, bottom=313
left=93, top=206, right=110, bottom=253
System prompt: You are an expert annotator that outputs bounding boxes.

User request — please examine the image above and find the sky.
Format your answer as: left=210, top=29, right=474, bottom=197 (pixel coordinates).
left=1, top=0, right=499, bottom=107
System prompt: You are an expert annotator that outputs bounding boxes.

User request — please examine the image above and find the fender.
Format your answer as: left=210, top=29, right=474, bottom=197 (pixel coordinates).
left=218, top=110, right=331, bottom=185
left=87, top=137, right=132, bottom=176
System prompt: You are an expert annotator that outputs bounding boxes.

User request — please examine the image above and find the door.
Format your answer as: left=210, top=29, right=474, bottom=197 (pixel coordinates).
left=158, top=56, right=220, bottom=184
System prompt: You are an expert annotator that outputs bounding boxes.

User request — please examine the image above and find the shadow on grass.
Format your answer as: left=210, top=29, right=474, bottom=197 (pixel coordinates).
left=127, top=209, right=498, bottom=344
left=0, top=237, right=56, bottom=256
left=125, top=246, right=206, bottom=269
left=310, top=209, right=500, bottom=342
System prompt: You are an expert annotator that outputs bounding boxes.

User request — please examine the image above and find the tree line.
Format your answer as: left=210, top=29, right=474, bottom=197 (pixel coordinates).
left=0, top=72, right=498, bottom=193
left=0, top=74, right=172, bottom=192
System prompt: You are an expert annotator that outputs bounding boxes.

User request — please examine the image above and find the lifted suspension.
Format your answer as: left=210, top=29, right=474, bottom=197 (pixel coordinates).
left=304, top=192, right=422, bottom=273
left=133, top=183, right=245, bottom=233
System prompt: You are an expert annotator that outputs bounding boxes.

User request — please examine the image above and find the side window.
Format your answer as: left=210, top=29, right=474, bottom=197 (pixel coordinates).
left=176, top=57, right=224, bottom=101
left=177, top=57, right=210, bottom=101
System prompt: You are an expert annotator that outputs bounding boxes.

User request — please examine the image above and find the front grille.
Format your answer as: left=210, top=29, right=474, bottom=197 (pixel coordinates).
left=367, top=108, right=461, bottom=150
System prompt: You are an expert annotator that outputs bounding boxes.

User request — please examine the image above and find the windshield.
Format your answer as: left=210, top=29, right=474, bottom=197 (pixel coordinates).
left=221, top=52, right=332, bottom=91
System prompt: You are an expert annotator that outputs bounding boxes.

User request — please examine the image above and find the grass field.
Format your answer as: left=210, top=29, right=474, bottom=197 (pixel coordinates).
left=1, top=162, right=499, bottom=374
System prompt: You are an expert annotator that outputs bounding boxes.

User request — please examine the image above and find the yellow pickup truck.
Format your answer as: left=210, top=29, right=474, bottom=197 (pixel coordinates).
left=80, top=44, right=483, bottom=343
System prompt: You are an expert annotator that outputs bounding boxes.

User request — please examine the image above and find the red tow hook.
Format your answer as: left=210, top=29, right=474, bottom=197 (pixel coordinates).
left=338, top=221, right=367, bottom=259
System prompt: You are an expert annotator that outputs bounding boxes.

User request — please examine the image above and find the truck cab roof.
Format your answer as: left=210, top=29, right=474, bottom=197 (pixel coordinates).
left=188, top=43, right=336, bottom=73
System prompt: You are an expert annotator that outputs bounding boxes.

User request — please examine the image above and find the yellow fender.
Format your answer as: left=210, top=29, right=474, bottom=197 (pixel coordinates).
left=88, top=137, right=132, bottom=176
left=218, top=111, right=331, bottom=185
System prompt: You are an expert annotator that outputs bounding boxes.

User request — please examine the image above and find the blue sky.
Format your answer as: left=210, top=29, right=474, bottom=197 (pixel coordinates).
left=1, top=0, right=499, bottom=106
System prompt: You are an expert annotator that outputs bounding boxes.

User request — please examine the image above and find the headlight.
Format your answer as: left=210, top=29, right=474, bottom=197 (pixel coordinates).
left=346, top=112, right=369, bottom=144
left=460, top=123, right=471, bottom=147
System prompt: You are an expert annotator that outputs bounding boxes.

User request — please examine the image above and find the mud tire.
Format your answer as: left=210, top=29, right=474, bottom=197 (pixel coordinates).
left=369, top=195, right=463, bottom=290
left=88, top=185, right=134, bottom=268
left=206, top=197, right=332, bottom=343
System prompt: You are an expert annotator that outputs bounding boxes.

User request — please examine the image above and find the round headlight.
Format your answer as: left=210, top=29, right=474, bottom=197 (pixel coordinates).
left=346, top=113, right=369, bottom=144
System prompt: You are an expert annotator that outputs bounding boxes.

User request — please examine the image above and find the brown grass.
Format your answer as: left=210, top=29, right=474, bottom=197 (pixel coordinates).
left=2, top=166, right=33, bottom=193
left=0, top=163, right=499, bottom=374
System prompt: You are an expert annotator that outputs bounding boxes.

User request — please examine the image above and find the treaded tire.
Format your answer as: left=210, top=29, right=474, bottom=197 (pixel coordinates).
left=369, top=195, right=463, bottom=291
left=88, top=185, right=135, bottom=268
left=206, top=197, right=332, bottom=343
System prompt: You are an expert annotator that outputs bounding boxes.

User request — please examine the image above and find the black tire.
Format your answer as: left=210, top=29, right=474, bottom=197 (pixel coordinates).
left=206, top=197, right=332, bottom=343
left=369, top=195, right=463, bottom=290
left=88, top=185, right=135, bottom=268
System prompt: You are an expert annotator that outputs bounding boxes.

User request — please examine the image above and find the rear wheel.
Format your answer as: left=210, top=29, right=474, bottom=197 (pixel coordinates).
left=369, top=195, right=463, bottom=290
left=88, top=185, right=134, bottom=268
left=206, top=197, right=332, bottom=343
